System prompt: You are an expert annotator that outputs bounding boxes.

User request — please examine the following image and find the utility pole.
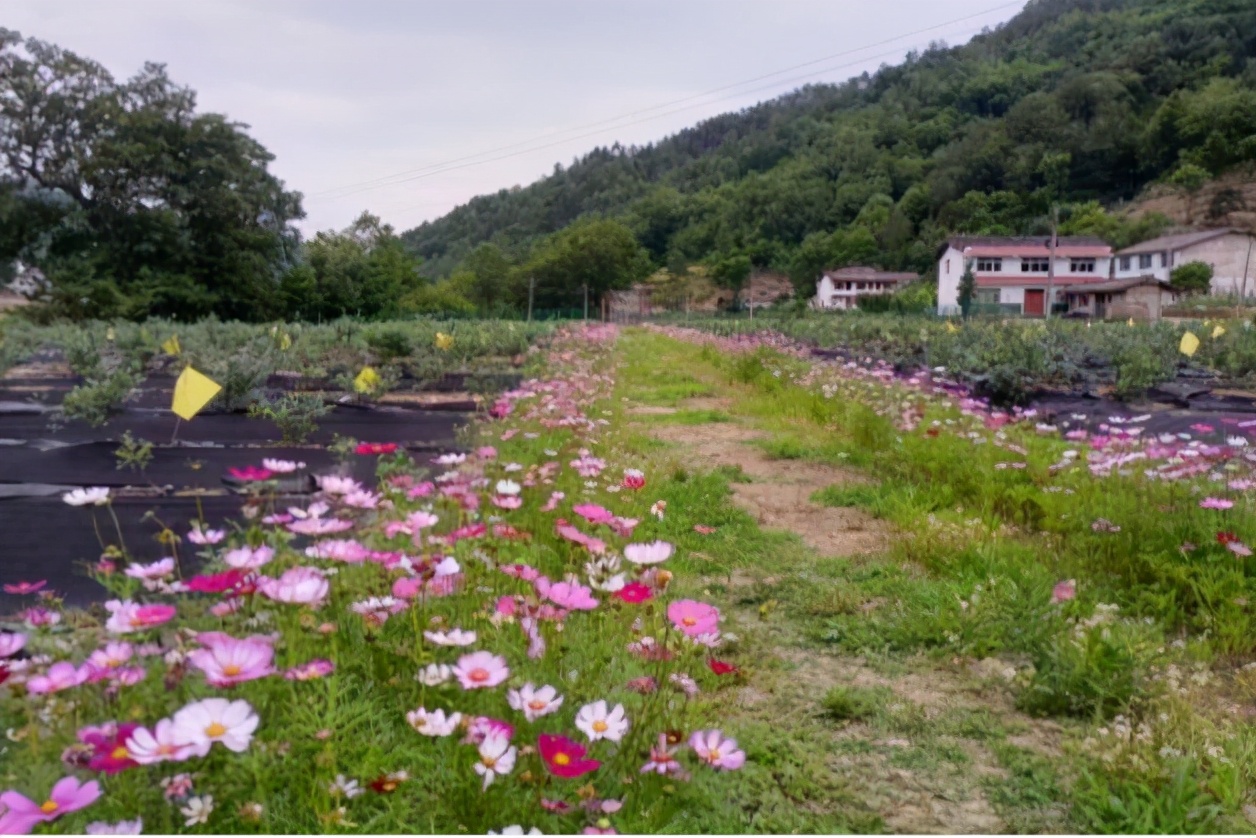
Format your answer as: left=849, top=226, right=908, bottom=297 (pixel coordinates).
left=582, top=283, right=589, bottom=320
left=1239, top=235, right=1254, bottom=308
left=1045, top=205, right=1058, bottom=319
left=527, top=277, right=535, bottom=323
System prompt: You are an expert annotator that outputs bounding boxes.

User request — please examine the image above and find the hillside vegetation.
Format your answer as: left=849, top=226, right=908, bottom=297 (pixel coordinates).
left=403, top=0, right=1256, bottom=298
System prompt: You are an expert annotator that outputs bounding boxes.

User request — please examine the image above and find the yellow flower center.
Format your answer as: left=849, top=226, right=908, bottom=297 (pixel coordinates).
left=481, top=755, right=497, bottom=769
left=682, top=616, right=697, bottom=626
left=111, top=746, right=129, bottom=760
left=553, top=752, right=571, bottom=766
left=40, top=800, right=59, bottom=814
left=468, top=667, right=490, bottom=683
left=222, top=664, right=242, bottom=676
left=528, top=699, right=547, bottom=711
left=592, top=720, right=609, bottom=733
left=205, top=722, right=228, bottom=738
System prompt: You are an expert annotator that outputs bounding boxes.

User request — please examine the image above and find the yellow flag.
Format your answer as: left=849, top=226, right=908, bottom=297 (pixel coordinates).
left=171, top=366, right=222, bottom=420
left=162, top=335, right=181, bottom=356
left=1212, top=324, right=1226, bottom=339
left=945, top=322, right=959, bottom=334
left=353, top=366, right=380, bottom=394
left=277, top=332, right=292, bottom=351
left=1179, top=331, right=1200, bottom=357
left=105, top=327, right=116, bottom=341
left=1127, top=318, right=1135, bottom=327
left=435, top=332, right=454, bottom=351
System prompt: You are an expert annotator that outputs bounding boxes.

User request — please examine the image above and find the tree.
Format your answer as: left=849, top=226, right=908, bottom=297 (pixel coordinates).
left=1170, top=261, right=1213, bottom=295
left=462, top=242, right=512, bottom=314
left=1168, top=163, right=1209, bottom=224
left=521, top=218, right=650, bottom=310
left=958, top=260, right=977, bottom=318
left=295, top=211, right=424, bottom=320
left=709, top=254, right=752, bottom=300
left=0, top=30, right=304, bottom=320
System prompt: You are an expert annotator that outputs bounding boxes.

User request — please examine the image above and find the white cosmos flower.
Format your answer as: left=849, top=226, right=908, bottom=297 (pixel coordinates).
left=574, top=700, right=629, bottom=742
left=489, top=828, right=542, bottom=835
left=126, top=718, right=196, bottom=764
left=433, top=453, right=466, bottom=466
left=124, top=557, right=176, bottom=580
left=418, top=663, right=452, bottom=686
left=262, top=458, right=304, bottom=473
left=329, top=774, right=363, bottom=798
left=170, top=698, right=259, bottom=757
left=474, top=734, right=517, bottom=790
left=63, top=487, right=111, bottom=506
left=495, top=479, right=522, bottom=496
left=180, top=796, right=214, bottom=827
left=424, top=628, right=477, bottom=646
left=506, top=683, right=563, bottom=722
left=623, top=540, right=674, bottom=565
left=405, top=707, right=462, bottom=736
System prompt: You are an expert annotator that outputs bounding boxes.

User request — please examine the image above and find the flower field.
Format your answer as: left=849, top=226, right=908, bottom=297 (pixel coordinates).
left=4, top=320, right=1256, bottom=833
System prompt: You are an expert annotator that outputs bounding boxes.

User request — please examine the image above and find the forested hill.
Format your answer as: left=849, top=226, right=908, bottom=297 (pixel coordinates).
left=401, top=0, right=1256, bottom=287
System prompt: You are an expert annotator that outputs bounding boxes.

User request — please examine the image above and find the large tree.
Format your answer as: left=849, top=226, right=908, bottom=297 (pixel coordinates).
left=0, top=29, right=304, bottom=320
left=521, top=217, right=650, bottom=310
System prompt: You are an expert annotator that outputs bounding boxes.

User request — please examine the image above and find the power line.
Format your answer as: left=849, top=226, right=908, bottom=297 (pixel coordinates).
left=377, top=17, right=1000, bottom=217
left=309, top=0, right=1022, bottom=202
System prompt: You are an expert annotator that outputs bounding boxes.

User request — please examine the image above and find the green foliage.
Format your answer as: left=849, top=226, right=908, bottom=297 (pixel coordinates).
left=113, top=430, right=154, bottom=474
left=61, top=367, right=141, bottom=427
left=957, top=262, right=977, bottom=320
left=820, top=685, right=891, bottom=723
left=519, top=217, right=651, bottom=310
left=1170, top=260, right=1214, bottom=294
left=247, top=391, right=331, bottom=444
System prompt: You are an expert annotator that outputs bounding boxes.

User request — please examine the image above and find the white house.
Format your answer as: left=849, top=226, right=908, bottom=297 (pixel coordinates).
left=813, top=266, right=918, bottom=310
left=1113, top=229, right=1256, bottom=297
left=937, top=236, right=1114, bottom=316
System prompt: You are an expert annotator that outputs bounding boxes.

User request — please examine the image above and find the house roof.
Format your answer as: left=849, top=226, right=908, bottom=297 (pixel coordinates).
left=822, top=266, right=918, bottom=282
left=939, top=235, right=1112, bottom=259
left=1115, top=228, right=1245, bottom=256
left=1065, top=276, right=1175, bottom=294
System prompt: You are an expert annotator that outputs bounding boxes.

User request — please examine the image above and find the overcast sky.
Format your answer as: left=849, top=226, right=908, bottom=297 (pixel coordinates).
left=5, top=0, right=1025, bottom=235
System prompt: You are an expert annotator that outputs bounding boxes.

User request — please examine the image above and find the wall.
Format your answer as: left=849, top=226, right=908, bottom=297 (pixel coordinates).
left=937, top=247, right=963, bottom=314
left=1185, top=233, right=1256, bottom=296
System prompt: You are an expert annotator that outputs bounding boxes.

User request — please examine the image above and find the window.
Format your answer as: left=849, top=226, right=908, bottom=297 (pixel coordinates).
left=1022, top=259, right=1049, bottom=272
left=1070, top=259, right=1096, bottom=273
left=1161, top=252, right=1169, bottom=267
left=1120, top=256, right=1131, bottom=271
left=945, top=259, right=951, bottom=273
left=1138, top=254, right=1152, bottom=269
left=976, top=258, right=1002, bottom=272
left=1075, top=294, right=1089, bottom=305
left=975, top=289, right=1000, bottom=305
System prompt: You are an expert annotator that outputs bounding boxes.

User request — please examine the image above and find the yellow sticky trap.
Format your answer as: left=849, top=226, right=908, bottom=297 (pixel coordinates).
left=105, top=327, right=116, bottom=341
left=162, top=335, right=181, bottom=356
left=278, top=332, right=292, bottom=351
left=945, top=322, right=959, bottom=333
left=1179, top=331, right=1200, bottom=357
left=171, top=366, right=222, bottom=420
left=354, top=366, right=380, bottom=394
left=1212, top=325, right=1226, bottom=339
left=435, top=332, right=454, bottom=351
left=1127, top=318, right=1134, bottom=327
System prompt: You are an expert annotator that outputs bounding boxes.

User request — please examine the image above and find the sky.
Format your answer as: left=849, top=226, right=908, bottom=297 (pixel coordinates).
left=5, top=0, right=1026, bottom=236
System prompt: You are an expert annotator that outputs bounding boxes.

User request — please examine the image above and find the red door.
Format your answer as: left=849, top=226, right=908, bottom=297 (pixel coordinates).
left=1024, top=289, right=1045, bottom=316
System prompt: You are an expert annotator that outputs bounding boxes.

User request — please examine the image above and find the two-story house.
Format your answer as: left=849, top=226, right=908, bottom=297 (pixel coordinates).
left=937, top=236, right=1113, bottom=316
left=1112, top=229, right=1255, bottom=297
left=813, top=266, right=918, bottom=310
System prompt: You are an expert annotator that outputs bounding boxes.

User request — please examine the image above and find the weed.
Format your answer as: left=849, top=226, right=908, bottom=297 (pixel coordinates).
left=247, top=392, right=331, bottom=444
left=820, top=685, right=891, bottom=724
left=114, top=431, right=155, bottom=474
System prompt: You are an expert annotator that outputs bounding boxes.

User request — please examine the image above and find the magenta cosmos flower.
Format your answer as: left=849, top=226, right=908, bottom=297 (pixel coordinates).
left=689, top=729, right=746, bottom=770
left=78, top=722, right=141, bottom=774
left=538, top=734, right=600, bottom=778
left=453, top=651, right=509, bottom=690
left=188, top=635, right=275, bottom=687
left=667, top=599, right=720, bottom=637
left=257, top=566, right=329, bottom=607
left=3, top=579, right=47, bottom=595
left=0, top=777, right=101, bottom=834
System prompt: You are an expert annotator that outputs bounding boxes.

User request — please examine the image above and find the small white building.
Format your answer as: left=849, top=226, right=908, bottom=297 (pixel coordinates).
left=1113, top=229, right=1256, bottom=297
left=937, top=236, right=1114, bottom=316
left=813, top=266, right=918, bottom=310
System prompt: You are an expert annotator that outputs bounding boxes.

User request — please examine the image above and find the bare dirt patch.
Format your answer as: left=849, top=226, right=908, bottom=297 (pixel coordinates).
left=2, top=360, right=73, bottom=380
left=624, top=405, right=678, bottom=416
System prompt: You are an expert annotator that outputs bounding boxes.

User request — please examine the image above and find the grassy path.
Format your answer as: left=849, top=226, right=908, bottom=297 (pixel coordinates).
left=609, top=330, right=1079, bottom=834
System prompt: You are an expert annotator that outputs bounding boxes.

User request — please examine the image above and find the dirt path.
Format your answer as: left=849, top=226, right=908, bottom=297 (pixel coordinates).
left=639, top=398, right=887, bottom=558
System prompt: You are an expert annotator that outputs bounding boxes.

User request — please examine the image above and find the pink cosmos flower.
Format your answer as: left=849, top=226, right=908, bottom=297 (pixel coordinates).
left=258, top=566, right=329, bottom=607
left=1200, top=497, right=1235, bottom=510
left=223, top=545, right=274, bottom=570
left=287, top=516, right=354, bottom=536
left=493, top=495, right=523, bottom=510
left=463, top=716, right=515, bottom=746
left=187, top=526, right=226, bottom=546
left=453, top=651, right=509, bottom=690
left=305, top=539, right=369, bottom=563
left=391, top=577, right=424, bottom=600
left=545, top=581, right=599, bottom=611
left=84, top=642, right=134, bottom=681
left=188, top=635, right=275, bottom=687
left=622, top=468, right=645, bottom=490
left=667, top=599, right=720, bottom=636
left=541, top=491, right=565, bottom=512
left=0, top=777, right=101, bottom=834
left=85, top=819, right=143, bottom=834
left=501, top=563, right=541, bottom=582
left=623, top=541, right=673, bottom=565
left=284, top=659, right=335, bottom=681
left=1051, top=579, right=1077, bottom=604
left=78, top=722, right=141, bottom=774
left=640, top=733, right=686, bottom=776
left=555, top=520, right=606, bottom=554
left=126, top=719, right=195, bottom=764
left=477, top=446, right=498, bottom=460
left=539, top=734, right=601, bottom=778
left=123, top=558, right=175, bottom=580
left=186, top=569, right=249, bottom=595
left=3, top=579, right=47, bottom=595
left=22, top=606, right=60, bottom=628
left=103, top=600, right=177, bottom=634
left=573, top=503, right=614, bottom=525
left=689, top=729, right=746, bottom=770
left=1227, top=541, right=1253, bottom=557
left=0, top=632, right=26, bottom=658
left=406, top=481, right=436, bottom=499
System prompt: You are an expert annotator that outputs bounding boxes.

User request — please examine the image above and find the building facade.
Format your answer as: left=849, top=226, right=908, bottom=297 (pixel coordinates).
left=814, top=266, right=918, bottom=310
left=1112, top=229, right=1256, bottom=297
left=937, top=236, right=1114, bottom=316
